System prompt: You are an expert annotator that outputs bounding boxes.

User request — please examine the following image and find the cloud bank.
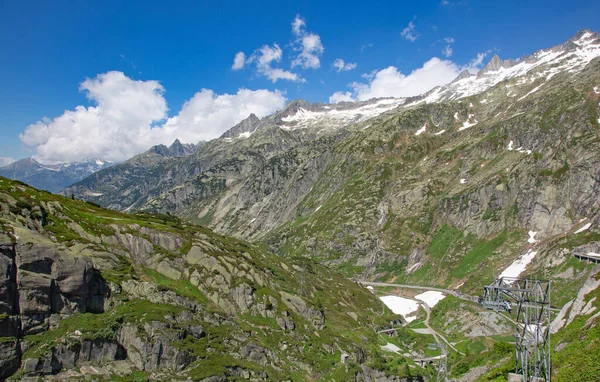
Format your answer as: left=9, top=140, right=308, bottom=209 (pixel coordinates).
left=20, top=71, right=286, bottom=164
left=329, top=53, right=489, bottom=103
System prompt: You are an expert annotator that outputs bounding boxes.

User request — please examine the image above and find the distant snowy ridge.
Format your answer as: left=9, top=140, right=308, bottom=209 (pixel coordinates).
left=224, top=30, right=600, bottom=138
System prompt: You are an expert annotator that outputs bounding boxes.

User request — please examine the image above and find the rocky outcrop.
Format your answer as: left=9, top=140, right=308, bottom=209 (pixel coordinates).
left=280, top=291, right=325, bottom=330
left=118, top=323, right=194, bottom=371
left=149, top=139, right=198, bottom=158
left=0, top=340, right=21, bottom=380
left=22, top=339, right=126, bottom=376
left=220, top=113, right=264, bottom=139
left=16, top=243, right=109, bottom=335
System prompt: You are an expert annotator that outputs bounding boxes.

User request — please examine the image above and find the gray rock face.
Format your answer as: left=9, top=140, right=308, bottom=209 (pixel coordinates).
left=280, top=291, right=325, bottom=330
left=149, top=139, right=198, bottom=158
left=354, top=365, right=402, bottom=381
left=118, top=323, right=194, bottom=371
left=0, top=340, right=21, bottom=380
left=476, top=54, right=516, bottom=78
left=220, top=113, right=264, bottom=139
left=0, top=243, right=18, bottom=317
left=240, top=342, right=279, bottom=366
left=21, top=340, right=125, bottom=377
left=16, top=243, right=109, bottom=335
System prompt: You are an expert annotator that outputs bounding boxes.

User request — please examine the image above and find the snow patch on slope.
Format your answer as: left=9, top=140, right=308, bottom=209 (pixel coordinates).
left=381, top=343, right=401, bottom=353
left=527, top=231, right=538, bottom=244
left=379, top=296, right=420, bottom=322
left=499, top=249, right=538, bottom=280
left=517, top=84, right=545, bottom=101
left=414, top=291, right=445, bottom=308
left=281, top=98, right=404, bottom=130
left=574, top=222, right=592, bottom=234
left=459, top=114, right=478, bottom=131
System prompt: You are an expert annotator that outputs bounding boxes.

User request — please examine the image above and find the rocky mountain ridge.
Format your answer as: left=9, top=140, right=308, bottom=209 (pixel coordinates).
left=0, top=157, right=113, bottom=193
left=65, top=30, right=600, bottom=251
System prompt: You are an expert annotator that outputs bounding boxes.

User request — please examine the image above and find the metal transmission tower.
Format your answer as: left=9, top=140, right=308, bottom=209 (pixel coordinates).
left=436, top=342, right=448, bottom=382
left=480, top=277, right=551, bottom=382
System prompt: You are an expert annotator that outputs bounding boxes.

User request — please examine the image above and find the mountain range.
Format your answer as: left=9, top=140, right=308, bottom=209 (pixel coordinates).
left=0, top=157, right=113, bottom=193
left=1, top=29, right=600, bottom=380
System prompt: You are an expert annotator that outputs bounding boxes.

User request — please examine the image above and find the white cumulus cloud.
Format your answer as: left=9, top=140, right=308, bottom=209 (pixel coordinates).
left=0, top=157, right=16, bottom=167
left=232, top=15, right=321, bottom=81
left=246, top=43, right=303, bottom=83
left=19, top=71, right=286, bottom=164
left=442, top=37, right=455, bottom=57
left=330, top=53, right=490, bottom=102
left=232, top=52, right=246, bottom=70
left=350, top=58, right=461, bottom=101
left=291, top=15, right=324, bottom=69
left=333, top=59, right=357, bottom=72
left=329, top=91, right=354, bottom=104
left=464, top=51, right=491, bottom=73
left=161, top=88, right=286, bottom=142
left=401, top=20, right=419, bottom=42
left=442, top=45, right=453, bottom=57
left=291, top=15, right=306, bottom=35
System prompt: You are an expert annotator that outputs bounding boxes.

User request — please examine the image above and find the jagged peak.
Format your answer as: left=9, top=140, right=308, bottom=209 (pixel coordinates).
left=220, top=112, right=265, bottom=139
left=476, top=54, right=518, bottom=79
left=479, top=54, right=502, bottom=74
left=285, top=99, right=311, bottom=108
left=568, top=28, right=598, bottom=43
left=451, top=69, right=473, bottom=83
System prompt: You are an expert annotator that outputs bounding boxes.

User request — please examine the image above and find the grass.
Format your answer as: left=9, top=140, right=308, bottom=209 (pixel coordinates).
left=21, top=299, right=189, bottom=360
left=142, top=267, right=214, bottom=308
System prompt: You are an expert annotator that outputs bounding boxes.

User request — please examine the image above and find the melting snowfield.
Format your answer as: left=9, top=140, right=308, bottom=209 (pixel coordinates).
left=527, top=230, right=538, bottom=244
left=415, top=122, right=427, bottom=136
left=280, top=98, right=405, bottom=130
left=574, top=222, right=592, bottom=234
left=499, top=249, right=538, bottom=281
left=414, top=291, right=446, bottom=307
left=381, top=343, right=401, bottom=353
left=379, top=296, right=420, bottom=322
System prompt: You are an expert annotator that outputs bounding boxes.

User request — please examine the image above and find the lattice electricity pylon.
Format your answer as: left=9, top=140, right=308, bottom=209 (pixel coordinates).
left=480, top=277, right=551, bottom=382
left=436, top=342, right=448, bottom=382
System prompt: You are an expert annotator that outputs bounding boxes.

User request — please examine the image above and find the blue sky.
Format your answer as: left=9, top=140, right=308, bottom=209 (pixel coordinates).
left=1, top=0, right=599, bottom=163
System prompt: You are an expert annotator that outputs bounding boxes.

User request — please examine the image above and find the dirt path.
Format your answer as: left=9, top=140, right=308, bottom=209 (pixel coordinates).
left=421, top=302, right=465, bottom=355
